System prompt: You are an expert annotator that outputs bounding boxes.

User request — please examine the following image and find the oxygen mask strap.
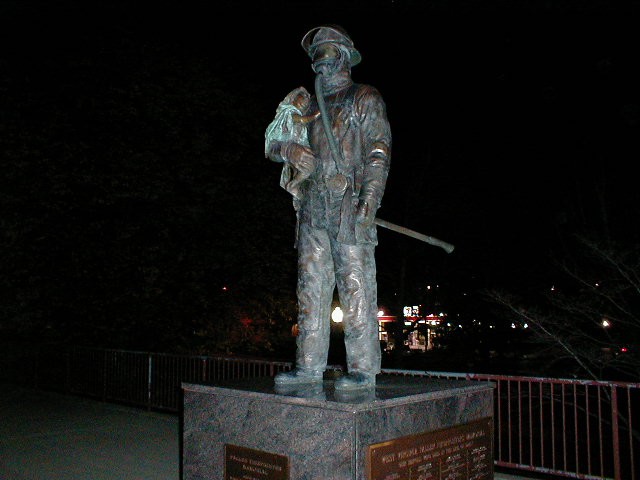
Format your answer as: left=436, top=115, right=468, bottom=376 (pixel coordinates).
left=315, top=72, right=343, bottom=171
left=315, top=72, right=351, bottom=197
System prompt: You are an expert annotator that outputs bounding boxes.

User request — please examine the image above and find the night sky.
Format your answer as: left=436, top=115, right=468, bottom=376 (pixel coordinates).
left=2, top=1, right=638, bottom=347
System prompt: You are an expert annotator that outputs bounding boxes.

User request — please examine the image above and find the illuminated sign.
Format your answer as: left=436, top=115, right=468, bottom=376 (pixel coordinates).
left=403, top=306, right=420, bottom=317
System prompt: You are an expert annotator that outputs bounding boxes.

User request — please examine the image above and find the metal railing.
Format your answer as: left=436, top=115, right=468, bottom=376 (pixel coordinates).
left=2, top=346, right=638, bottom=479
left=3, top=345, right=292, bottom=411
left=381, top=369, right=639, bottom=480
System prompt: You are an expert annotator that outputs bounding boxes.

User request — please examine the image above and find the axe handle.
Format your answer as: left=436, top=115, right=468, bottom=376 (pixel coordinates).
left=375, top=218, right=455, bottom=254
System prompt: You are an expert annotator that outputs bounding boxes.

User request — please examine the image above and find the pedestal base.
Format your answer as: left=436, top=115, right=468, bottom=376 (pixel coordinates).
left=182, top=374, right=494, bottom=480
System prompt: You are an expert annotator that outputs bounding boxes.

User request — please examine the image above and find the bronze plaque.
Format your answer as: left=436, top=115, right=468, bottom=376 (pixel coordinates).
left=367, top=417, right=493, bottom=480
left=225, top=444, right=289, bottom=480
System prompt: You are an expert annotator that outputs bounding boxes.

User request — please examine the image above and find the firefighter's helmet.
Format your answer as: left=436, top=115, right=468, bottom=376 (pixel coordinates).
left=301, top=25, right=361, bottom=67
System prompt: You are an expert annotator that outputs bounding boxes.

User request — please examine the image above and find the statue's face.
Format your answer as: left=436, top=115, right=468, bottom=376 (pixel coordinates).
left=293, top=93, right=309, bottom=111
left=312, top=43, right=341, bottom=75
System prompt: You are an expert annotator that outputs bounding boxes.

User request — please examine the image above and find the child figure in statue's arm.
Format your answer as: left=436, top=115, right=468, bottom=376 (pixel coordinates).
left=264, top=86, right=319, bottom=203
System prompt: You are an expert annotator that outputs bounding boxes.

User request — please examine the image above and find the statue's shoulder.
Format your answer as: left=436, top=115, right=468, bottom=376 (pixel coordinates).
left=353, top=83, right=378, bottom=93
left=352, top=83, right=384, bottom=102
left=351, top=84, right=386, bottom=114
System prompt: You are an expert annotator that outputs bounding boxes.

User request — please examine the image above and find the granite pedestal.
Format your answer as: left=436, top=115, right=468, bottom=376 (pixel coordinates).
left=182, top=374, right=494, bottom=480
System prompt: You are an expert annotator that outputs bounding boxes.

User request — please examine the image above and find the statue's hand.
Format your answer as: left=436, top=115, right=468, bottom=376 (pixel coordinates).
left=284, top=143, right=316, bottom=178
left=356, top=199, right=375, bottom=225
left=267, top=141, right=286, bottom=163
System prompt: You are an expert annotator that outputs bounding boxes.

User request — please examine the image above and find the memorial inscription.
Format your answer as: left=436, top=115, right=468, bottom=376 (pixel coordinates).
left=367, top=418, right=493, bottom=480
left=225, top=444, right=289, bottom=480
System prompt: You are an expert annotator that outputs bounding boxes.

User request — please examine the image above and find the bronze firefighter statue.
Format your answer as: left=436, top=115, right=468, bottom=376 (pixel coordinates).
left=266, top=25, right=391, bottom=390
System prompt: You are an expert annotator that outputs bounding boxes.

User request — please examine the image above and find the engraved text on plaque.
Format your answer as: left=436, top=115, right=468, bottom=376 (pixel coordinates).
left=367, top=417, right=493, bottom=480
left=225, top=444, right=289, bottom=480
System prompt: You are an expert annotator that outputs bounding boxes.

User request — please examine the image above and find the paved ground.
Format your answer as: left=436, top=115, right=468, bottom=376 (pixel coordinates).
left=0, top=385, right=179, bottom=480
left=0, top=385, right=536, bottom=480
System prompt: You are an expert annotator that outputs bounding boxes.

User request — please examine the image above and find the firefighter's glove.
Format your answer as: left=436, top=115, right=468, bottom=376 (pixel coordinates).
left=356, top=199, right=375, bottom=226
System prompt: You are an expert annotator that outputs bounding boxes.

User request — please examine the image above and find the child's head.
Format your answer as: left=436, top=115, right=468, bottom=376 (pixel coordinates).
left=293, top=92, right=310, bottom=111
left=282, top=86, right=310, bottom=111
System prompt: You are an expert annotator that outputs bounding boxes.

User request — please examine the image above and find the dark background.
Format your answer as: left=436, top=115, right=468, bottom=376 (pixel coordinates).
left=1, top=0, right=638, bottom=357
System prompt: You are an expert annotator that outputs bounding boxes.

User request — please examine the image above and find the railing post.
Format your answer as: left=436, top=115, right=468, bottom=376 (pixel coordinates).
left=65, top=348, right=71, bottom=393
left=147, top=353, right=153, bottom=411
left=611, top=386, right=621, bottom=480
left=33, top=347, right=39, bottom=390
left=103, top=349, right=108, bottom=402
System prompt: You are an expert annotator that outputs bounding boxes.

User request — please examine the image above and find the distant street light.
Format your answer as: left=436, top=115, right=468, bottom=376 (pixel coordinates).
left=331, top=307, right=344, bottom=323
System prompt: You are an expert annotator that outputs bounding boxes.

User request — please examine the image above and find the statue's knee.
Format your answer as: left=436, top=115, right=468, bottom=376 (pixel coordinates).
left=342, top=271, right=365, bottom=296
